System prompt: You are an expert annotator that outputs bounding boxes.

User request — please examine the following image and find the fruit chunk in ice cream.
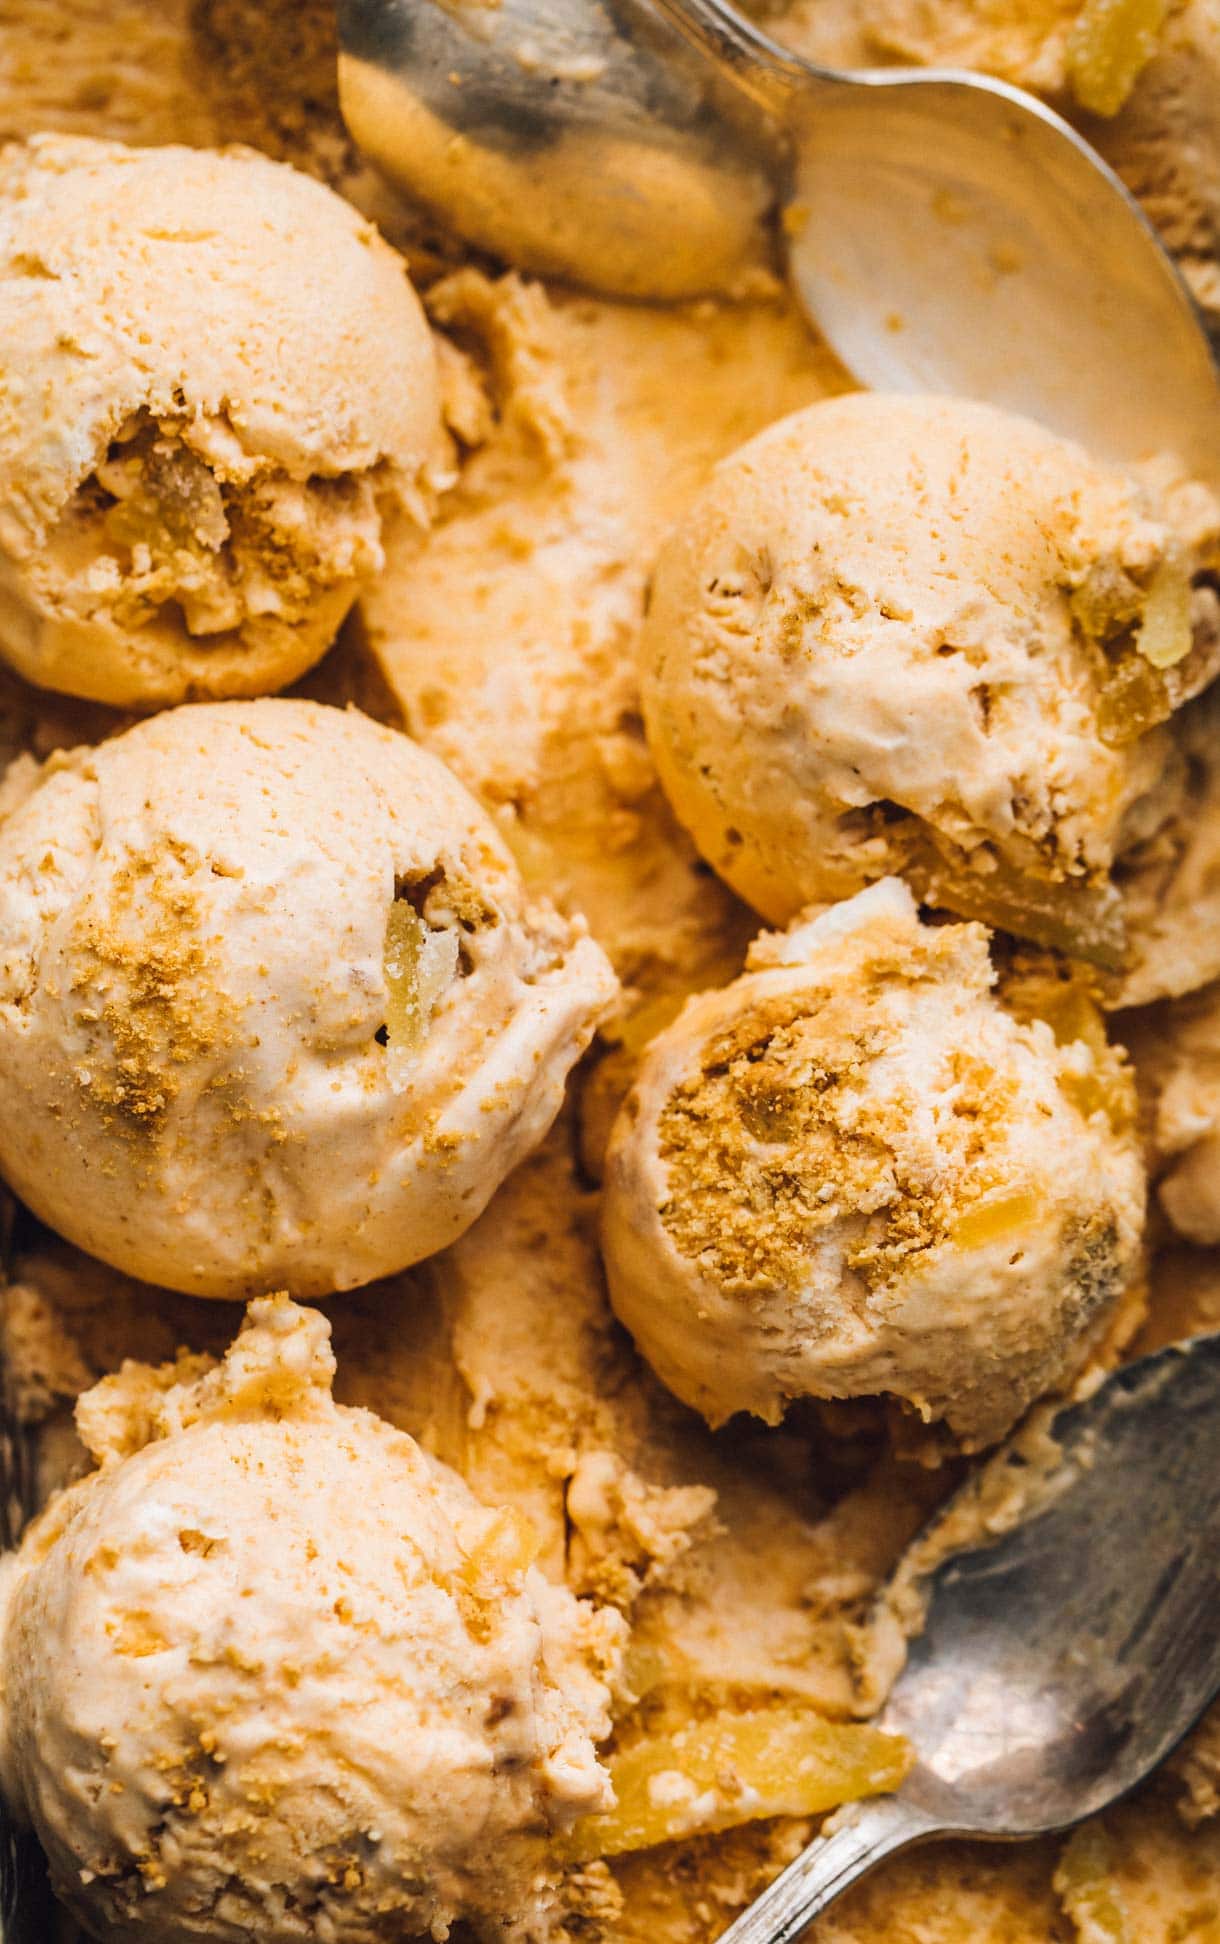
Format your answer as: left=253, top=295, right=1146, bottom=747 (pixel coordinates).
left=639, top=392, right=1220, bottom=971
left=1068, top=0, right=1170, bottom=117
left=601, top=880, right=1145, bottom=1449
left=0, top=1296, right=624, bottom=1944
left=561, top=1707, right=911, bottom=1862
left=0, top=698, right=617, bottom=1297
left=0, top=134, right=443, bottom=708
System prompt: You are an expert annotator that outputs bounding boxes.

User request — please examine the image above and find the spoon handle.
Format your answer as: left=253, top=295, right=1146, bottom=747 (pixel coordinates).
left=715, top=1794, right=935, bottom=1944
left=646, top=0, right=816, bottom=116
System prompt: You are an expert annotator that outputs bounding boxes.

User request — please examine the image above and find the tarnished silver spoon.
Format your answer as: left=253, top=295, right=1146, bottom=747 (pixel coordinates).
left=336, top=0, right=1220, bottom=474
left=719, top=1331, right=1220, bottom=1942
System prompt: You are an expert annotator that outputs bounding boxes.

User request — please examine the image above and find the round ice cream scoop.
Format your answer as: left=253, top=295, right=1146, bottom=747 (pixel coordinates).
left=0, top=698, right=617, bottom=1297
left=601, top=880, right=1146, bottom=1449
left=336, top=0, right=1220, bottom=474
left=640, top=391, right=1220, bottom=976
left=0, top=1297, right=624, bottom=1944
left=0, top=135, right=443, bottom=709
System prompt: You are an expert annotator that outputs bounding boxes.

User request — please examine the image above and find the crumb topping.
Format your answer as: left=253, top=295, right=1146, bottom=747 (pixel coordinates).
left=68, top=843, right=231, bottom=1131
left=658, top=929, right=1029, bottom=1298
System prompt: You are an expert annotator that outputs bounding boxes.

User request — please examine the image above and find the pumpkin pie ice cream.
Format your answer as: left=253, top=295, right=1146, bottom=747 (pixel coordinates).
left=0, top=1295, right=623, bottom=1942
left=0, top=135, right=443, bottom=708
left=602, top=880, right=1145, bottom=1447
left=0, top=698, right=617, bottom=1296
left=640, top=391, right=1220, bottom=983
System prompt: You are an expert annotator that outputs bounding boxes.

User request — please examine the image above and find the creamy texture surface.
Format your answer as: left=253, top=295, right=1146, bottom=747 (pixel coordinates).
left=1, top=2, right=1220, bottom=1942
left=639, top=391, right=1220, bottom=980
left=602, top=882, right=1145, bottom=1446
left=0, top=699, right=616, bottom=1296
left=0, top=135, right=443, bottom=707
left=363, top=270, right=840, bottom=1002
left=0, top=1297, right=623, bottom=1942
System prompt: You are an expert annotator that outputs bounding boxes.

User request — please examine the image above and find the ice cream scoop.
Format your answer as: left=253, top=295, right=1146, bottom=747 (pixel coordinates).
left=601, top=880, right=1146, bottom=1448
left=640, top=391, right=1220, bottom=977
left=0, top=1296, right=624, bottom=1943
left=0, top=135, right=443, bottom=709
left=0, top=698, right=617, bottom=1297
left=336, top=0, right=1220, bottom=473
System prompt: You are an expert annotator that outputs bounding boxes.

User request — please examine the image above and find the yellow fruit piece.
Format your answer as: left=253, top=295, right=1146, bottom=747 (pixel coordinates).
left=1054, top=1821, right=1133, bottom=1943
left=382, top=898, right=458, bottom=1059
left=1060, top=1065, right=1136, bottom=1131
left=951, top=1188, right=1042, bottom=1253
left=1067, top=0, right=1169, bottom=118
left=103, top=441, right=228, bottom=557
left=1095, top=564, right=1197, bottom=744
left=1135, top=561, right=1193, bottom=671
left=1095, top=653, right=1172, bottom=747
left=907, top=843, right=1128, bottom=973
left=460, top=1509, right=539, bottom=1594
left=560, top=1709, right=912, bottom=1862
left=1004, top=971, right=1136, bottom=1134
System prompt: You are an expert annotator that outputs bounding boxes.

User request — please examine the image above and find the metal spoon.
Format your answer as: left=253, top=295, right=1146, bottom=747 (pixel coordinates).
left=336, top=0, right=1220, bottom=474
left=718, top=1331, right=1220, bottom=1943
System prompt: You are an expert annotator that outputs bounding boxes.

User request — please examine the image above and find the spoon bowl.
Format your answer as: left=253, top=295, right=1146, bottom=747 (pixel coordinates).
left=335, top=0, right=782, bottom=301
left=786, top=68, right=1220, bottom=476
left=718, top=1332, right=1220, bottom=1943
left=893, top=1336, right=1220, bottom=1833
left=337, top=0, right=1220, bottom=472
